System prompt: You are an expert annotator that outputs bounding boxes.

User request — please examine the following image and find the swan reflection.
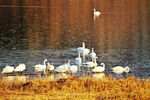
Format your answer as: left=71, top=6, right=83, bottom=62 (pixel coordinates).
left=47, top=74, right=55, bottom=80
left=92, top=73, right=105, bottom=79
left=55, top=73, right=69, bottom=79
left=2, top=76, right=27, bottom=82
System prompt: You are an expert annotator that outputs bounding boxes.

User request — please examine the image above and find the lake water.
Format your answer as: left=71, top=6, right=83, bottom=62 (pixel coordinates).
left=0, top=0, right=150, bottom=79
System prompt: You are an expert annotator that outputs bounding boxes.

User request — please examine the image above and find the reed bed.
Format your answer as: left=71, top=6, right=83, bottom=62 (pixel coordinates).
left=0, top=76, right=150, bottom=100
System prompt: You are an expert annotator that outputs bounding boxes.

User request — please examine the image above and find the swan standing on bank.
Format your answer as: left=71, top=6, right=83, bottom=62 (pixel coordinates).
left=2, top=65, right=14, bottom=74
left=92, top=63, right=105, bottom=73
left=14, top=64, right=26, bottom=72
left=34, top=59, right=48, bottom=74
left=89, top=48, right=97, bottom=62
left=75, top=52, right=82, bottom=70
left=54, top=60, right=70, bottom=73
left=112, top=66, right=130, bottom=74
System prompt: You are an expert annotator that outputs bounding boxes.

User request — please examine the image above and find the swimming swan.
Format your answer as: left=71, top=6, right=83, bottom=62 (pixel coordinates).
left=112, top=66, right=129, bottom=74
left=68, top=59, right=78, bottom=73
left=2, top=65, right=14, bottom=74
left=92, top=63, right=105, bottom=73
left=83, top=57, right=98, bottom=69
left=93, top=8, right=101, bottom=20
left=54, top=60, right=70, bottom=73
left=34, top=59, right=48, bottom=74
left=47, top=62, right=54, bottom=72
left=14, top=63, right=26, bottom=72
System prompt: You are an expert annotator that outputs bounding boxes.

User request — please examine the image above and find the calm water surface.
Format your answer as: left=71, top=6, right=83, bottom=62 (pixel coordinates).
left=0, top=0, right=150, bottom=79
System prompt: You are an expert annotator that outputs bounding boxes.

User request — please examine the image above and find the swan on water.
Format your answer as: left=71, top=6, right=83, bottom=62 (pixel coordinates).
left=92, top=63, right=105, bottom=73
left=2, top=65, right=14, bottom=74
left=83, top=57, right=98, bottom=70
left=54, top=60, right=70, bottom=73
left=94, top=8, right=101, bottom=17
left=77, top=42, right=90, bottom=62
left=89, top=48, right=97, bottom=62
left=68, top=59, right=78, bottom=73
left=14, top=63, right=26, bottom=72
left=112, top=66, right=130, bottom=74
left=93, top=8, right=101, bottom=20
left=75, top=52, right=82, bottom=70
left=47, top=62, right=54, bottom=72
left=34, top=59, right=48, bottom=74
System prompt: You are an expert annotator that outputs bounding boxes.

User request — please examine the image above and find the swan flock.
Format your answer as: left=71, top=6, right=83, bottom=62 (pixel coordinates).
left=1, top=42, right=130, bottom=75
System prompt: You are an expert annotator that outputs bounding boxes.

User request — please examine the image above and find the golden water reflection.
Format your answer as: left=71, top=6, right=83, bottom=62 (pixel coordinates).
left=0, top=0, right=149, bottom=50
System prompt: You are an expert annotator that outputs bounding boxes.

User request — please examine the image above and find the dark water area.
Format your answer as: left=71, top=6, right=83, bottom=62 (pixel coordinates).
left=0, top=0, right=150, bottom=79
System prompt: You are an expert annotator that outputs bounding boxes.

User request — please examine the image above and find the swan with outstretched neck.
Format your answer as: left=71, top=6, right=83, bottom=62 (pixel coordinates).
left=77, top=42, right=90, bottom=62
left=89, top=48, right=97, bottom=62
left=75, top=52, right=82, bottom=70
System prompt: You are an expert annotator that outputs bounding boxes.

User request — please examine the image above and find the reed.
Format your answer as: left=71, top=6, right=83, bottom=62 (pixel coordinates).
left=0, top=76, right=150, bottom=100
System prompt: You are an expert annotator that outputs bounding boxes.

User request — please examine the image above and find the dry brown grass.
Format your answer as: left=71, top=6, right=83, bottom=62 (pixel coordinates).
left=0, top=76, right=150, bottom=100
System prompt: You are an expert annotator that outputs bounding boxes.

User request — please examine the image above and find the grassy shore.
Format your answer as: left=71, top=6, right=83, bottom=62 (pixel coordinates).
left=0, top=76, right=150, bottom=100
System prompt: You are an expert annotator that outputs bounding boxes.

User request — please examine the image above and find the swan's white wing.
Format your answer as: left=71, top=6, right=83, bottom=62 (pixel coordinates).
left=2, top=66, right=14, bottom=73
left=34, top=64, right=44, bottom=71
left=69, top=65, right=78, bottom=73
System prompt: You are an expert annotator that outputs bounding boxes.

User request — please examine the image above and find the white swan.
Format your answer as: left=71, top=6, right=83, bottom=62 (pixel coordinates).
left=34, top=59, right=47, bottom=74
left=83, top=57, right=98, bottom=70
left=47, top=62, right=54, bottom=72
left=77, top=42, right=90, bottom=62
left=94, top=8, right=101, bottom=20
left=14, top=63, right=26, bottom=72
left=54, top=60, right=69, bottom=73
left=75, top=52, right=82, bottom=70
left=68, top=59, right=78, bottom=73
left=92, top=63, right=105, bottom=73
left=2, top=65, right=14, bottom=74
left=89, top=48, right=97, bottom=62
left=112, top=66, right=130, bottom=74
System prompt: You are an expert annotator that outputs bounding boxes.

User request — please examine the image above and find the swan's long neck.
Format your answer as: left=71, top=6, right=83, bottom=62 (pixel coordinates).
left=94, top=57, right=97, bottom=67
left=92, top=48, right=94, bottom=53
left=125, top=66, right=129, bottom=73
left=43, top=60, right=47, bottom=74
left=78, top=52, right=81, bottom=58
left=82, top=42, right=85, bottom=62
left=101, top=63, right=105, bottom=69
left=68, top=60, right=71, bottom=67
left=91, top=48, right=94, bottom=62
